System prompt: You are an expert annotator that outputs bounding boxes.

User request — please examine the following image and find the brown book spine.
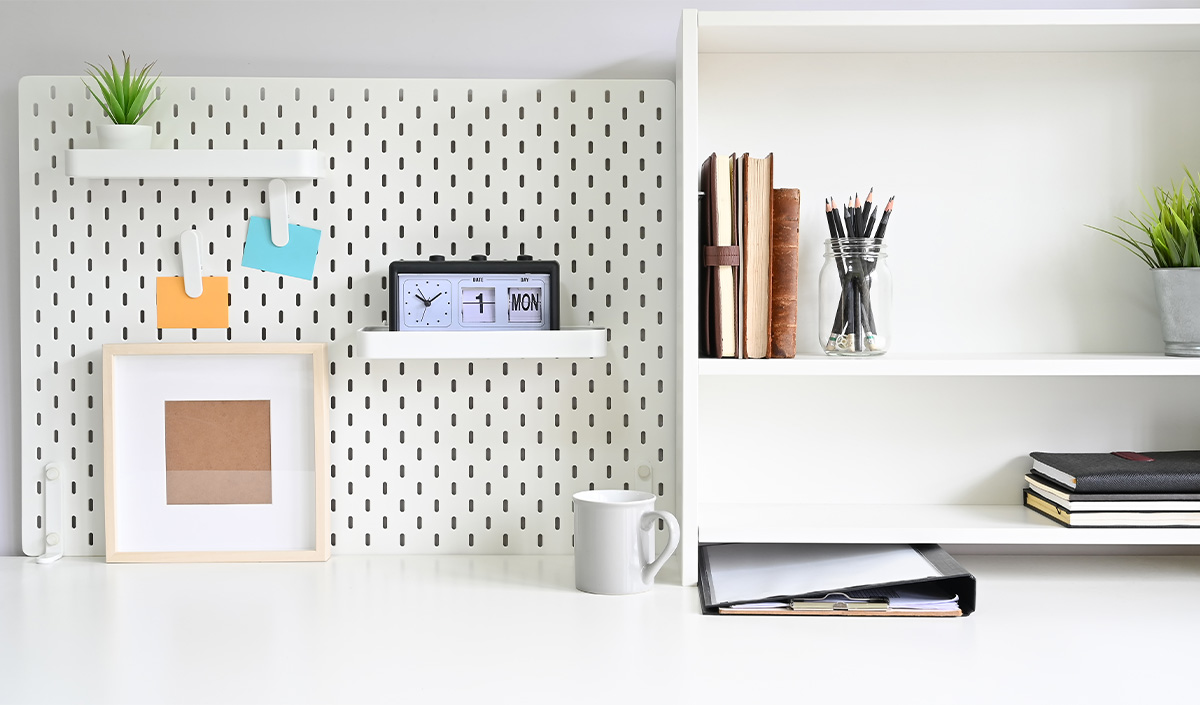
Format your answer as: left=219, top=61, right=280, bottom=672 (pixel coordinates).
left=769, top=188, right=801, bottom=359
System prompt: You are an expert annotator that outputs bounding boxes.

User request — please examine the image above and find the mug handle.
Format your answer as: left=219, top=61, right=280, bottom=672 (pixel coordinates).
left=639, top=509, right=680, bottom=585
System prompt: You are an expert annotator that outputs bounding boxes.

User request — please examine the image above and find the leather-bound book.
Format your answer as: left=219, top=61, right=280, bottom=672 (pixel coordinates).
left=769, top=187, right=800, bottom=359
left=700, top=153, right=739, bottom=358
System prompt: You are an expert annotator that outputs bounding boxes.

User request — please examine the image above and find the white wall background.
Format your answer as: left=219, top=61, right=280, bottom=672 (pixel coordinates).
left=2, top=0, right=1196, bottom=556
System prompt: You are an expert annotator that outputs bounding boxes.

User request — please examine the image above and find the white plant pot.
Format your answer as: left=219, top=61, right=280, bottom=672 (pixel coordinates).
left=97, top=124, right=153, bottom=149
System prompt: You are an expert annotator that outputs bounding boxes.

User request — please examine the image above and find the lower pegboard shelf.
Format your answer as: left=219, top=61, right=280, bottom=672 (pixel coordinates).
left=355, top=326, right=608, bottom=359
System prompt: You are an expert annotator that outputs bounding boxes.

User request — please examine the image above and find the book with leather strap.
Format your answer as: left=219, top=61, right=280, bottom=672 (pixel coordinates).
left=700, top=153, right=739, bottom=358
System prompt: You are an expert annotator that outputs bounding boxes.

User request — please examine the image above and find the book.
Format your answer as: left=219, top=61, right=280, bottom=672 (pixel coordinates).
left=1025, top=473, right=1200, bottom=510
left=1030, top=451, right=1200, bottom=493
left=768, top=187, right=800, bottom=359
left=1023, top=489, right=1200, bottom=527
left=700, top=153, right=739, bottom=358
left=739, top=153, right=773, bottom=359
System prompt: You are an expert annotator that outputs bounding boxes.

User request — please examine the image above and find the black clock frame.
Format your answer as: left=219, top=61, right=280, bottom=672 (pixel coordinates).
left=388, top=258, right=560, bottom=331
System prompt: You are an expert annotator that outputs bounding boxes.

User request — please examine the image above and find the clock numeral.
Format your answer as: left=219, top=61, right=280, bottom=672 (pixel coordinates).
left=461, top=286, right=496, bottom=324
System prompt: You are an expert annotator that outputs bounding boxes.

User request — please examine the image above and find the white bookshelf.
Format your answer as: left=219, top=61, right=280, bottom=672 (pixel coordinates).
left=676, top=9, right=1200, bottom=584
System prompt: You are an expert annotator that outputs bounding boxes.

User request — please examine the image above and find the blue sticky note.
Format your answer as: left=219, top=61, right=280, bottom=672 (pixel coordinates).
left=241, top=216, right=322, bottom=280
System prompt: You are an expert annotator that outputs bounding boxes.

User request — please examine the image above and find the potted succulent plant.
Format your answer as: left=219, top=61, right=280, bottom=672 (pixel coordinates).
left=83, top=52, right=161, bottom=149
left=1091, top=169, right=1200, bottom=356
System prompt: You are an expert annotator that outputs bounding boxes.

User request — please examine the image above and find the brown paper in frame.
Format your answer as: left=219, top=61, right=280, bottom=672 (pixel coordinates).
left=164, top=400, right=272, bottom=504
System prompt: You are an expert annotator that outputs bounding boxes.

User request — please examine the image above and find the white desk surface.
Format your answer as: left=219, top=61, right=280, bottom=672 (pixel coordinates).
left=1, top=553, right=1196, bottom=704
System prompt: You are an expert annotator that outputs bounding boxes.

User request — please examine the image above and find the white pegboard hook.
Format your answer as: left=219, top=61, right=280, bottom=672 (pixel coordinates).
left=36, top=463, right=63, bottom=564
left=268, top=178, right=290, bottom=247
left=180, top=227, right=204, bottom=298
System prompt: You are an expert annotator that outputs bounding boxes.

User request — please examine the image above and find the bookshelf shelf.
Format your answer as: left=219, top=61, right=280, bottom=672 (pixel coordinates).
left=64, top=149, right=323, bottom=180
left=698, top=354, right=1200, bottom=377
left=354, top=326, right=608, bottom=360
left=697, top=10, right=1200, bottom=54
left=676, top=8, right=1200, bottom=585
left=699, top=503, right=1200, bottom=545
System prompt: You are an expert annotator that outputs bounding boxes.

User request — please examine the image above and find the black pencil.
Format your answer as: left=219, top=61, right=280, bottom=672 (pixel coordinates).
left=861, top=189, right=874, bottom=237
left=875, top=197, right=895, bottom=240
left=852, top=193, right=861, bottom=238
left=832, top=198, right=846, bottom=239
left=864, top=189, right=873, bottom=237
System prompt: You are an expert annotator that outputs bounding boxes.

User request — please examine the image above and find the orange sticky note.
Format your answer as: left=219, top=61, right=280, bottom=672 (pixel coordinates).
left=156, top=276, right=229, bottom=329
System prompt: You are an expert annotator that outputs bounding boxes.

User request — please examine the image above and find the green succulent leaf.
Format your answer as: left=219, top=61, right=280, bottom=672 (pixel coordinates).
left=82, top=52, right=163, bottom=125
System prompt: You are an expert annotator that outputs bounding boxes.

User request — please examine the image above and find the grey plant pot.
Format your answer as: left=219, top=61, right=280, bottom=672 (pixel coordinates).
left=1152, top=268, right=1200, bottom=356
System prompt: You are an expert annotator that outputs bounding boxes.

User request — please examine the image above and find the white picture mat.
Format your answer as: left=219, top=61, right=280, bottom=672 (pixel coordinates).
left=111, top=354, right=316, bottom=553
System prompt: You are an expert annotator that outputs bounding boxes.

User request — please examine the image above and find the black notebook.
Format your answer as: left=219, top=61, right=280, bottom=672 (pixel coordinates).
left=1030, top=451, right=1200, bottom=493
left=1025, top=473, right=1200, bottom=508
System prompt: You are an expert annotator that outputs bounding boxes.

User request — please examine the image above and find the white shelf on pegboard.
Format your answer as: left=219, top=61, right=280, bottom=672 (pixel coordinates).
left=64, top=148, right=323, bottom=180
left=355, top=326, right=608, bottom=360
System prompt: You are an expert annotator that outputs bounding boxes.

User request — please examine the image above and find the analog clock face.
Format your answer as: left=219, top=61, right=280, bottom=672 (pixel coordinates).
left=402, top=279, right=453, bottom=327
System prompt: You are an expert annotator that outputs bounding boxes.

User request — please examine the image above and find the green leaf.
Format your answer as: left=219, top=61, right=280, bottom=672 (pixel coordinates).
left=109, top=55, right=126, bottom=118
left=83, top=52, right=161, bottom=124
left=85, top=69, right=123, bottom=123
left=1089, top=169, right=1200, bottom=268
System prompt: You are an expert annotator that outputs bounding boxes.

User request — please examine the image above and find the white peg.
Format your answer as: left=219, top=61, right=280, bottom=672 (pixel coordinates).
left=36, top=463, right=63, bottom=564
left=268, top=178, right=290, bottom=247
left=180, top=228, right=203, bottom=298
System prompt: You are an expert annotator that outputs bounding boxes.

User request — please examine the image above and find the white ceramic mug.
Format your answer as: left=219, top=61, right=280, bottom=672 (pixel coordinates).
left=572, top=489, right=680, bottom=595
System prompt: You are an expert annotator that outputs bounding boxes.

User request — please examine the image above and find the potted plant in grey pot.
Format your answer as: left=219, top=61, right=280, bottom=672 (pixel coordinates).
left=1091, top=169, right=1200, bottom=356
left=83, top=52, right=161, bottom=149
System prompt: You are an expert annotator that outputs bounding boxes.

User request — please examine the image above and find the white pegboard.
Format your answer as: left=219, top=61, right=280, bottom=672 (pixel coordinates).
left=18, top=77, right=677, bottom=556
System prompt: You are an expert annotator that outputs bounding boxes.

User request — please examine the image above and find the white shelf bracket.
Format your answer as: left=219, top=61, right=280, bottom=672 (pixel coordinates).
left=268, top=178, right=290, bottom=247
left=36, top=463, right=63, bottom=564
left=180, top=227, right=204, bottom=298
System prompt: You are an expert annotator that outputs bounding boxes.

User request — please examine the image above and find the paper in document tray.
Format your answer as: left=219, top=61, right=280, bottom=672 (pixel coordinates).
left=698, top=543, right=976, bottom=617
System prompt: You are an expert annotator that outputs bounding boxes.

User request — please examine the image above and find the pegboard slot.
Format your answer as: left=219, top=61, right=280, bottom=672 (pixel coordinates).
left=356, top=326, right=608, bottom=359
left=64, top=149, right=323, bottom=180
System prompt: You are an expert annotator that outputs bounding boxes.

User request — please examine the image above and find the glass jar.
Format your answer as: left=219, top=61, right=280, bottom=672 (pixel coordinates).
left=819, top=238, right=892, bottom=356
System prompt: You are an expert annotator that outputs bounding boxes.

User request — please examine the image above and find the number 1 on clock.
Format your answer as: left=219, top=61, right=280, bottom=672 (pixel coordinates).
left=461, top=286, right=496, bottom=323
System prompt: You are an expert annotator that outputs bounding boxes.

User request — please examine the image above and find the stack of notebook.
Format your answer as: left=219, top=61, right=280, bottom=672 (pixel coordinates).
left=1024, top=451, right=1200, bottom=527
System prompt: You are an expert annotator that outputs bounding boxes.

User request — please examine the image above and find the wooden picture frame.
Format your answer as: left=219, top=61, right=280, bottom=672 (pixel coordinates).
left=102, top=343, right=330, bottom=562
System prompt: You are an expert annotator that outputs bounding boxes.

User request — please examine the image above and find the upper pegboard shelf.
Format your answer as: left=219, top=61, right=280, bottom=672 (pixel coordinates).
left=64, top=148, right=323, bottom=180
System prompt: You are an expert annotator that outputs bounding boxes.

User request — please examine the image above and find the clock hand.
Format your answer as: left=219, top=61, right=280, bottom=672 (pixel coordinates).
left=426, top=292, right=444, bottom=303
left=415, top=288, right=430, bottom=305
